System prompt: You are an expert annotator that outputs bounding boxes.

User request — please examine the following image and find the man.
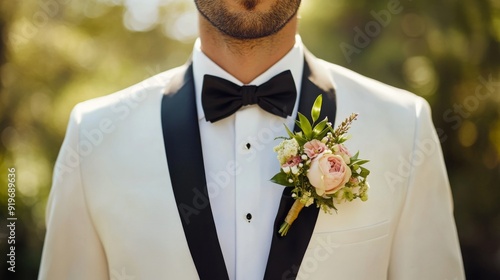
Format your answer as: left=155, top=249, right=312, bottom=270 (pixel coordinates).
left=39, top=0, right=465, bottom=279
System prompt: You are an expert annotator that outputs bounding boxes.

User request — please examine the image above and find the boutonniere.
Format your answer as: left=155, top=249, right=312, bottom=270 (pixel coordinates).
left=271, top=95, right=370, bottom=236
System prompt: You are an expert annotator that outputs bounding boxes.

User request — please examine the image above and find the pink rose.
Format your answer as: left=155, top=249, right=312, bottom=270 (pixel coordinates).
left=307, top=153, right=352, bottom=196
left=304, top=140, right=327, bottom=159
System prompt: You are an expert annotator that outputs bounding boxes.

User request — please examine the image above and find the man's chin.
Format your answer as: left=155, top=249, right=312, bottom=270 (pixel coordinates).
left=240, top=0, right=259, bottom=11
left=218, top=27, right=282, bottom=41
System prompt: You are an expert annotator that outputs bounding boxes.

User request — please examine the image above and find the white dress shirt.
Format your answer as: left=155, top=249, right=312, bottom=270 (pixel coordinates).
left=192, top=35, right=304, bottom=280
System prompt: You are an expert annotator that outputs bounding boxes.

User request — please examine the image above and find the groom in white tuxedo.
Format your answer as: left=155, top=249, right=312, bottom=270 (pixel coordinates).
left=39, top=0, right=464, bottom=279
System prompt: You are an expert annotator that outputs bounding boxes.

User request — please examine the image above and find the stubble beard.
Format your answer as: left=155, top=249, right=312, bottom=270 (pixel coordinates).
left=195, top=0, right=301, bottom=40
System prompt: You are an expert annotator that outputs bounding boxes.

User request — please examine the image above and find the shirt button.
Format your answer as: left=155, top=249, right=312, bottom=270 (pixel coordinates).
left=246, top=213, right=252, bottom=222
left=245, top=143, right=251, bottom=149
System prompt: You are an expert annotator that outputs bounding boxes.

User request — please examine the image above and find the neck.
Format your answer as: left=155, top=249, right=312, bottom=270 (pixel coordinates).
left=198, top=15, right=298, bottom=84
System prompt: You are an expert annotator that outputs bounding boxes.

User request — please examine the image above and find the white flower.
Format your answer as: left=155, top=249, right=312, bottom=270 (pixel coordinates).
left=274, top=139, right=300, bottom=165
left=305, top=197, right=314, bottom=207
left=299, top=192, right=315, bottom=207
left=332, top=144, right=339, bottom=153
left=333, top=189, right=346, bottom=204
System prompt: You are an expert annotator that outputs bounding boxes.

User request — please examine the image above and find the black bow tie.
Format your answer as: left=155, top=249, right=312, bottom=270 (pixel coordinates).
left=201, top=70, right=297, bottom=122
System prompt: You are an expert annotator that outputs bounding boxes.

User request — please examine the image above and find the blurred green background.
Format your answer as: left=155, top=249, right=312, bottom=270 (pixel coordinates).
left=1, top=0, right=499, bottom=279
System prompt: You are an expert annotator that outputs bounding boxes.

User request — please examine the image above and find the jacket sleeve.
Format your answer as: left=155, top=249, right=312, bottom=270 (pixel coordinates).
left=38, top=105, right=108, bottom=280
left=388, top=98, right=465, bottom=279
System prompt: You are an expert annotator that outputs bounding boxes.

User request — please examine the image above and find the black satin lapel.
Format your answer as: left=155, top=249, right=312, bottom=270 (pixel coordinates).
left=161, top=63, right=229, bottom=280
left=264, top=50, right=337, bottom=280
left=296, top=50, right=337, bottom=124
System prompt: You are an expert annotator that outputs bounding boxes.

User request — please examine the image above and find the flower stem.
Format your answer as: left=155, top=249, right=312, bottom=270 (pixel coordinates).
left=278, top=200, right=305, bottom=236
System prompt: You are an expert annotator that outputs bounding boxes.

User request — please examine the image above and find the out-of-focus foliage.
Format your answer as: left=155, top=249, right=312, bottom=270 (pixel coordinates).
left=0, top=0, right=499, bottom=279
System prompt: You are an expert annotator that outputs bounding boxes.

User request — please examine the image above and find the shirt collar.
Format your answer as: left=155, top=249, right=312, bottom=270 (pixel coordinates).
left=193, top=35, right=304, bottom=121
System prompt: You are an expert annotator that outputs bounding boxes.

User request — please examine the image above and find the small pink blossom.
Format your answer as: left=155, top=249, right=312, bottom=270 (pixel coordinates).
left=334, top=144, right=352, bottom=163
left=304, top=140, right=327, bottom=159
left=282, top=156, right=302, bottom=174
left=282, top=156, right=301, bottom=167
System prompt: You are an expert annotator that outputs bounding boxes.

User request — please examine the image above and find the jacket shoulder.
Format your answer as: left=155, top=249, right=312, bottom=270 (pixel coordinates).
left=320, top=60, right=431, bottom=123
left=70, top=65, right=188, bottom=125
left=324, top=60, right=425, bottom=107
left=317, top=59, right=435, bottom=159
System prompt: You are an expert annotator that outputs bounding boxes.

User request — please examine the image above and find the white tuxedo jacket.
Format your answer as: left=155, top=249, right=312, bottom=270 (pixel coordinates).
left=39, top=51, right=464, bottom=280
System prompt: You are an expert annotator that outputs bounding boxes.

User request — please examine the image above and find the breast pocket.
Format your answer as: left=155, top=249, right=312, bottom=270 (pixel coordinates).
left=311, top=219, right=390, bottom=246
left=298, top=220, right=392, bottom=280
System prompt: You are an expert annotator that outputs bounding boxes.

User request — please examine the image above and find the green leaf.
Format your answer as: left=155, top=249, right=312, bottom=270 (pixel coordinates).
left=359, top=167, right=370, bottom=178
left=284, top=124, right=295, bottom=139
left=298, top=112, right=313, bottom=139
left=312, top=118, right=328, bottom=137
left=270, top=172, right=294, bottom=186
left=315, top=126, right=331, bottom=140
left=294, top=133, right=307, bottom=146
left=350, top=151, right=360, bottom=162
left=351, top=159, right=370, bottom=165
left=295, top=120, right=302, bottom=130
left=311, top=95, right=323, bottom=123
